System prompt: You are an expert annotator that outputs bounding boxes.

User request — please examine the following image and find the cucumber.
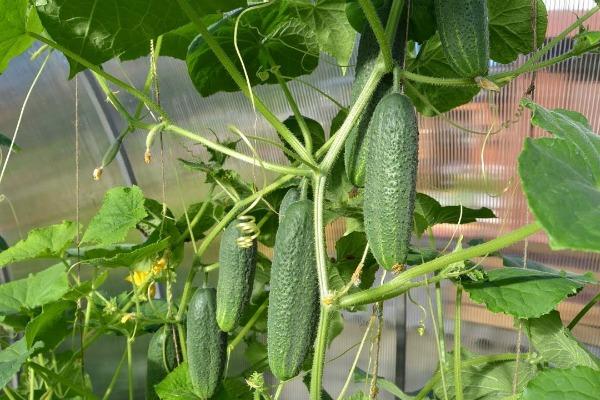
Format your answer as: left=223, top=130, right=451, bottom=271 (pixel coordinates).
left=364, top=93, right=419, bottom=270
left=278, top=187, right=301, bottom=223
left=216, top=222, right=257, bottom=332
left=187, top=288, right=226, bottom=398
left=267, top=200, right=319, bottom=381
left=344, top=2, right=404, bottom=187
left=435, top=0, right=489, bottom=77
left=146, top=325, right=178, bottom=400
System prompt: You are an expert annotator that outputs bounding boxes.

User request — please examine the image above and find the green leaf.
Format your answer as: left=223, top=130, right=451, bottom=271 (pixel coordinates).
left=573, top=30, right=600, bottom=55
left=0, top=264, right=70, bottom=315
left=488, top=0, right=548, bottom=64
left=82, top=186, right=147, bottom=246
left=502, top=255, right=597, bottom=285
left=213, top=377, right=253, bottom=399
left=79, top=238, right=170, bottom=268
left=518, top=100, right=600, bottom=253
left=522, top=366, right=600, bottom=400
left=463, top=267, right=589, bottom=318
left=176, top=201, right=222, bottom=241
left=187, top=1, right=319, bottom=96
left=408, top=0, right=436, bottom=43
left=330, top=232, right=378, bottom=292
left=344, top=0, right=384, bottom=32
left=413, top=193, right=496, bottom=236
left=0, top=132, right=20, bottom=152
left=526, top=310, right=600, bottom=370
left=155, top=362, right=198, bottom=400
left=0, top=221, right=78, bottom=267
left=0, top=338, right=43, bottom=390
left=405, top=34, right=480, bottom=116
left=161, top=14, right=224, bottom=60
left=287, top=0, right=357, bottom=68
left=0, top=0, right=42, bottom=74
left=433, top=349, right=537, bottom=400
left=36, top=0, right=244, bottom=77
left=25, top=300, right=73, bottom=349
left=282, top=116, right=325, bottom=161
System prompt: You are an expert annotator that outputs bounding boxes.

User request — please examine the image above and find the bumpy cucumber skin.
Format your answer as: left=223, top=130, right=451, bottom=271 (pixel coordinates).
left=216, top=222, right=257, bottom=332
left=364, top=93, right=419, bottom=270
left=278, top=187, right=301, bottom=223
left=267, top=200, right=319, bottom=381
left=146, top=325, right=178, bottom=400
left=435, top=0, right=489, bottom=78
left=187, top=288, right=226, bottom=399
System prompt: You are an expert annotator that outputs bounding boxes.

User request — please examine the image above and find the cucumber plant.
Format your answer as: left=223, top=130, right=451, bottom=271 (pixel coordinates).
left=1, top=0, right=600, bottom=400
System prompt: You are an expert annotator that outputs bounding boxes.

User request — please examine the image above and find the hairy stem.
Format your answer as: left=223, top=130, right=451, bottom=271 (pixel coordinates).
left=338, top=222, right=542, bottom=307
left=568, top=291, right=600, bottom=330
left=454, top=286, right=463, bottom=400
left=228, top=298, right=269, bottom=353
left=101, top=347, right=127, bottom=400
left=358, top=0, right=393, bottom=70
left=310, top=306, right=332, bottom=400
left=126, top=339, right=133, bottom=400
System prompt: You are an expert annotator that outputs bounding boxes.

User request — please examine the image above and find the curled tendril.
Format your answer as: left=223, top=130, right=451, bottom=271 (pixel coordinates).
left=235, top=215, right=259, bottom=249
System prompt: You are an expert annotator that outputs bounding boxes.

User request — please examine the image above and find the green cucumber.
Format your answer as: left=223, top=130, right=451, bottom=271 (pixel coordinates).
left=364, top=93, right=419, bottom=270
left=216, top=222, right=257, bottom=332
left=344, top=2, right=404, bottom=187
left=146, top=325, right=178, bottom=400
left=278, top=187, right=301, bottom=223
left=435, top=0, right=489, bottom=78
left=267, top=200, right=319, bottom=381
left=187, top=288, right=226, bottom=398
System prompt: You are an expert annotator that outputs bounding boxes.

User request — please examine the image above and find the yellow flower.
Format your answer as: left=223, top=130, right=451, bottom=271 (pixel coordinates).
left=120, top=313, right=135, bottom=323
left=125, top=270, right=156, bottom=299
left=152, top=257, right=167, bottom=275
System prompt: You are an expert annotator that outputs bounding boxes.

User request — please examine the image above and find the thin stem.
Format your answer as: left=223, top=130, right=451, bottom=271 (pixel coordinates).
left=285, top=77, right=347, bottom=110
left=369, top=302, right=384, bottom=399
left=310, top=306, right=332, bottom=400
left=358, top=0, right=393, bottom=70
left=434, top=276, right=449, bottom=398
left=384, top=0, right=406, bottom=45
left=165, top=124, right=311, bottom=176
left=336, top=316, right=376, bottom=400
left=126, top=339, right=133, bottom=400
left=272, top=65, right=313, bottom=154
left=454, top=286, right=463, bottom=400
left=27, top=32, right=168, bottom=122
left=568, top=291, right=600, bottom=330
left=177, top=323, right=188, bottom=362
left=338, top=222, right=542, bottom=307
left=28, top=367, right=35, bottom=400
left=175, top=0, right=316, bottom=168
left=3, top=388, right=18, bottom=400
left=101, top=347, right=127, bottom=400
left=228, top=298, right=269, bottom=353
left=401, top=70, right=476, bottom=87
left=313, top=175, right=330, bottom=299
left=273, top=382, right=285, bottom=400
left=175, top=184, right=216, bottom=245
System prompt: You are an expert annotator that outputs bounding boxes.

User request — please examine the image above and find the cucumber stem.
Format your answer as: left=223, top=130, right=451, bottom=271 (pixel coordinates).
left=568, top=290, right=600, bottom=330
left=338, top=222, right=542, bottom=307
left=310, top=306, right=332, bottom=400
left=454, top=286, right=463, bottom=400
left=358, top=0, right=394, bottom=71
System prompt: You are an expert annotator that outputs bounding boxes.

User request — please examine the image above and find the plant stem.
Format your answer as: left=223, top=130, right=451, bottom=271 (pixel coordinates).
left=272, top=65, right=313, bottom=154
left=28, top=367, right=34, bottom=400
left=310, top=306, right=332, bottom=400
left=312, top=175, right=331, bottom=299
left=177, top=323, right=188, bottom=362
left=358, top=0, right=393, bottom=71
left=273, top=382, right=285, bottom=400
left=336, top=316, right=376, bottom=400
left=27, top=32, right=168, bottom=122
left=101, top=348, right=127, bottom=400
left=369, top=302, right=384, bottom=399
left=568, top=291, right=600, bottom=330
left=401, top=70, right=476, bottom=87
left=174, top=0, right=316, bottom=168
left=454, top=286, right=463, bottom=400
left=413, top=353, right=518, bottom=400
left=126, top=339, right=133, bottom=400
left=338, top=222, right=541, bottom=307
left=175, top=184, right=216, bottom=245
left=165, top=124, right=311, bottom=176
left=228, top=298, right=269, bottom=353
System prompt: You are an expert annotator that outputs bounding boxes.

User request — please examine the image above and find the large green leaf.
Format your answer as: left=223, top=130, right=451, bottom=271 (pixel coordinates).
left=413, top=193, right=496, bottom=236
left=82, top=186, right=147, bottom=246
left=287, top=0, right=357, bottom=68
left=36, top=0, right=244, bottom=77
left=187, top=1, right=319, bottom=96
left=488, top=0, right=547, bottom=64
left=78, top=238, right=170, bottom=268
left=522, top=366, right=600, bottom=400
left=502, top=255, right=597, bottom=285
left=463, top=266, right=590, bottom=318
left=25, top=300, right=73, bottom=349
left=526, top=310, right=600, bottom=370
left=0, top=264, right=69, bottom=315
left=433, top=349, right=537, bottom=400
left=405, top=34, right=480, bottom=116
left=282, top=115, right=325, bottom=162
left=155, top=362, right=198, bottom=400
left=0, top=0, right=42, bottom=74
left=0, top=338, right=43, bottom=390
left=0, top=221, right=78, bottom=268
left=518, top=100, right=600, bottom=253
left=160, top=14, right=223, bottom=60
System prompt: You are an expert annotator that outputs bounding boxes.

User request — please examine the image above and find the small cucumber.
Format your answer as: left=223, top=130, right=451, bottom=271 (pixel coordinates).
left=146, top=325, right=178, bottom=400
left=435, top=0, right=490, bottom=77
left=364, top=93, right=419, bottom=270
left=278, top=187, right=301, bottom=223
left=267, top=200, right=319, bottom=381
left=216, top=222, right=257, bottom=332
left=187, top=288, right=226, bottom=398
